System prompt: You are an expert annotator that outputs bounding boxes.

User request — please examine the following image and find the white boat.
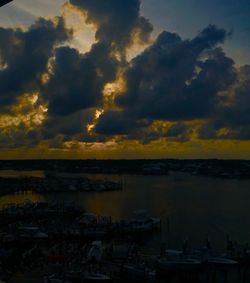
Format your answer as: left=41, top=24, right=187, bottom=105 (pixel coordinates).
left=158, top=258, right=201, bottom=271
left=46, top=279, right=70, bottom=283
left=83, top=273, right=112, bottom=282
left=120, top=211, right=161, bottom=233
left=66, top=272, right=112, bottom=282
left=191, top=248, right=238, bottom=267
left=223, top=249, right=250, bottom=264
left=122, top=263, right=156, bottom=281
left=205, top=256, right=238, bottom=266
left=157, top=249, right=201, bottom=271
left=125, top=218, right=161, bottom=232
left=87, top=241, right=103, bottom=262
left=44, top=275, right=70, bottom=283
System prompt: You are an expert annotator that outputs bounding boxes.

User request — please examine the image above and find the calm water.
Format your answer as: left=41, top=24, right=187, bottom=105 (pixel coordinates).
left=1, top=171, right=250, bottom=252
left=0, top=170, right=44, bottom=178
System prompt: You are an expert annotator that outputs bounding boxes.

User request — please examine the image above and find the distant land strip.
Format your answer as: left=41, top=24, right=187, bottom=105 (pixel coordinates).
left=0, top=159, right=250, bottom=179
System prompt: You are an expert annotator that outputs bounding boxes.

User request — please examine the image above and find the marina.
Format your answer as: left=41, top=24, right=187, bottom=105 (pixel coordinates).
left=0, top=200, right=250, bottom=283
left=1, top=172, right=250, bottom=282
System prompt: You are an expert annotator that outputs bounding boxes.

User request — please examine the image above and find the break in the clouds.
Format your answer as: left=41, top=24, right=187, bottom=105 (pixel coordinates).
left=0, top=0, right=250, bottom=153
left=70, top=0, right=153, bottom=54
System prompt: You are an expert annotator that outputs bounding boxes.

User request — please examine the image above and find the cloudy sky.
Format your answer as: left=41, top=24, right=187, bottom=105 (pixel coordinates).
left=0, top=0, right=250, bottom=159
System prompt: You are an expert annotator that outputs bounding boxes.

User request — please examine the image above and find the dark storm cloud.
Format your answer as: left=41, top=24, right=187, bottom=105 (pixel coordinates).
left=221, top=66, right=250, bottom=127
left=0, top=0, right=154, bottom=147
left=95, top=110, right=150, bottom=135
left=69, top=0, right=153, bottom=54
left=116, top=25, right=235, bottom=120
left=42, top=109, right=95, bottom=140
left=39, top=0, right=154, bottom=142
left=198, top=65, right=250, bottom=140
left=2, top=0, right=250, bottom=148
left=0, top=122, right=42, bottom=149
left=95, top=25, right=236, bottom=140
left=96, top=111, right=191, bottom=143
left=42, top=43, right=118, bottom=116
left=95, top=111, right=133, bottom=135
left=0, top=17, right=71, bottom=110
left=167, top=123, right=190, bottom=140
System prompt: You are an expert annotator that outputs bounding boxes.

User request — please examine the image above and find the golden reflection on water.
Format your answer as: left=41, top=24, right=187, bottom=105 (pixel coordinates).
left=82, top=192, right=128, bottom=221
left=2, top=172, right=250, bottom=250
left=0, top=170, right=44, bottom=178
left=0, top=191, right=44, bottom=208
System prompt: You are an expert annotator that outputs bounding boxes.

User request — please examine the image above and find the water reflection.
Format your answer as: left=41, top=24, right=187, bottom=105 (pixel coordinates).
left=0, top=170, right=44, bottom=178
left=0, top=190, right=45, bottom=206
left=1, top=171, right=250, bottom=252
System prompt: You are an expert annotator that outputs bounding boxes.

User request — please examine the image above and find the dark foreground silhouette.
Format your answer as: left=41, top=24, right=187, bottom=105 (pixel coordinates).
left=0, top=0, right=13, bottom=7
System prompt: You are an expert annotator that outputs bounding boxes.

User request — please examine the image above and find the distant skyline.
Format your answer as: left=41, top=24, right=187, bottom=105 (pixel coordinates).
left=0, top=0, right=250, bottom=159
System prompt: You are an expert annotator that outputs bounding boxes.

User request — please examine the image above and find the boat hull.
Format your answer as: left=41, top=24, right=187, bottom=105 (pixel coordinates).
left=158, top=259, right=201, bottom=272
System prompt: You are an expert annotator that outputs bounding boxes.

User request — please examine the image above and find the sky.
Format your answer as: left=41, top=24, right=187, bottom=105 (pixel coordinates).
left=0, top=0, right=250, bottom=159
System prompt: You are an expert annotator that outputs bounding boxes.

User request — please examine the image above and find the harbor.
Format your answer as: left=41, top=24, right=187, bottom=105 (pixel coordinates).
left=1, top=200, right=250, bottom=283
left=1, top=171, right=250, bottom=282
left=0, top=173, right=122, bottom=194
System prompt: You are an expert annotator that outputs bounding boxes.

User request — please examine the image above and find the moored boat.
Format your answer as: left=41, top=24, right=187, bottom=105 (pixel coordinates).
left=87, top=241, right=103, bottom=262
left=118, top=210, right=161, bottom=233
left=84, top=273, right=113, bottom=282
left=191, top=247, right=238, bottom=267
left=157, top=249, right=201, bottom=272
left=121, top=263, right=156, bottom=281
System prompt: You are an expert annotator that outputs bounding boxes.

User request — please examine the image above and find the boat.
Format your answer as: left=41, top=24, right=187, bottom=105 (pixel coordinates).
left=44, top=274, right=70, bottom=283
left=120, top=218, right=160, bottom=233
left=121, top=263, right=156, bottom=281
left=83, top=227, right=108, bottom=239
left=18, top=226, right=48, bottom=239
left=87, top=241, right=103, bottom=262
left=206, top=256, right=238, bottom=266
left=119, top=210, right=161, bottom=233
left=44, top=278, right=70, bottom=283
left=157, top=249, right=201, bottom=272
left=84, top=273, right=113, bottom=282
left=108, top=242, right=135, bottom=259
left=80, top=213, right=112, bottom=238
left=222, top=237, right=250, bottom=264
left=191, top=247, right=238, bottom=267
left=66, top=272, right=112, bottom=283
